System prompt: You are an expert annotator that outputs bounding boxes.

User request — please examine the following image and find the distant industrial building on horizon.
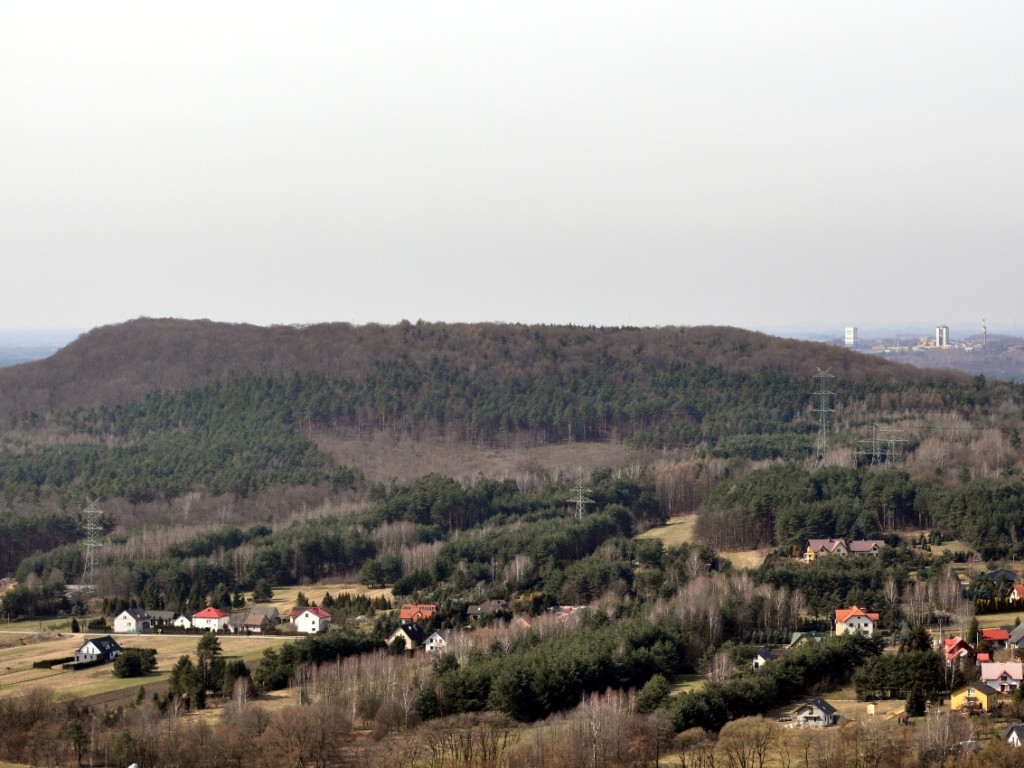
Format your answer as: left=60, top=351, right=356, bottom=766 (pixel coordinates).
left=845, top=324, right=980, bottom=355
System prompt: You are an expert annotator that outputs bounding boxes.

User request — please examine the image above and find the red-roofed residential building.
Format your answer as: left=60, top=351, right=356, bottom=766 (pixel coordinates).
left=295, top=607, right=332, bottom=635
left=1009, top=584, right=1024, bottom=602
left=944, top=636, right=976, bottom=666
left=835, top=606, right=880, bottom=636
left=192, top=606, right=230, bottom=632
left=399, top=604, right=436, bottom=623
left=982, top=628, right=1011, bottom=649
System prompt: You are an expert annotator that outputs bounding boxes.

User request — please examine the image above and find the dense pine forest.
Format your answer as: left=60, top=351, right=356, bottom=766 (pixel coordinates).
left=5, top=319, right=1024, bottom=767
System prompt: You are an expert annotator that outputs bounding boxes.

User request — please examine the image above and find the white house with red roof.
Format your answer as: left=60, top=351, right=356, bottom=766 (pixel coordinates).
left=835, top=606, right=880, bottom=636
left=191, top=606, right=230, bottom=632
left=295, top=607, right=332, bottom=634
left=981, top=661, right=1024, bottom=693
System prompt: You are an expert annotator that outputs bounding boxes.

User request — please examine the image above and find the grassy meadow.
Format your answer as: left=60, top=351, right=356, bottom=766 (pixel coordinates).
left=0, top=630, right=295, bottom=705
left=636, top=513, right=772, bottom=569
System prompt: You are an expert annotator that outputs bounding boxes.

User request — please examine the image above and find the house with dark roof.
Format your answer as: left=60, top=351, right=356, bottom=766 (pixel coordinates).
left=952, top=681, right=999, bottom=712
left=173, top=612, right=195, bottom=629
left=113, top=609, right=152, bottom=634
left=425, top=629, right=452, bottom=653
left=1009, top=624, right=1024, bottom=650
left=147, top=610, right=176, bottom=626
left=387, top=624, right=426, bottom=651
left=74, top=635, right=122, bottom=664
left=751, top=648, right=786, bottom=669
left=988, top=569, right=1018, bottom=583
left=794, top=698, right=839, bottom=726
left=1004, top=724, right=1024, bottom=747
left=467, top=599, right=508, bottom=618
left=249, top=605, right=280, bottom=625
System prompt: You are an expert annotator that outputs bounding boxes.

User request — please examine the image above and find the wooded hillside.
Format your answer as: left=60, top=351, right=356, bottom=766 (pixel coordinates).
left=0, top=318, right=959, bottom=417
left=0, top=319, right=1020, bottom=511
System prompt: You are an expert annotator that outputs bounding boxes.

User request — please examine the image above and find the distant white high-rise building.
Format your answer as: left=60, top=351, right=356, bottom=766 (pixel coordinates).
left=936, top=325, right=949, bottom=348
left=845, top=327, right=858, bottom=348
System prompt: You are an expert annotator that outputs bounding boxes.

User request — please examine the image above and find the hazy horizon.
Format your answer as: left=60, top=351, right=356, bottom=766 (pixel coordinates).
left=4, top=3, right=1022, bottom=331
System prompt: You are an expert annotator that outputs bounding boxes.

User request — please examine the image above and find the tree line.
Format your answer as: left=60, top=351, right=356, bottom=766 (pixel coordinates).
left=697, top=461, right=1024, bottom=558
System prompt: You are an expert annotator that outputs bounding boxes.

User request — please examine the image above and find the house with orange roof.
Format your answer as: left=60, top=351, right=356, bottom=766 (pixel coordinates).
left=835, top=606, right=880, bottom=636
left=399, top=604, right=436, bottom=623
left=192, top=606, right=230, bottom=632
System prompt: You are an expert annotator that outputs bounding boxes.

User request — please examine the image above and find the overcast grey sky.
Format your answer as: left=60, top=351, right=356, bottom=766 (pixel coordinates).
left=2, top=3, right=1022, bottom=335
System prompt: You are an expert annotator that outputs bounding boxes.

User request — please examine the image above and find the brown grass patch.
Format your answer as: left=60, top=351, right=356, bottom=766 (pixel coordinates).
left=636, top=514, right=697, bottom=547
left=261, top=582, right=393, bottom=612
left=314, top=430, right=648, bottom=485
left=721, top=549, right=773, bottom=570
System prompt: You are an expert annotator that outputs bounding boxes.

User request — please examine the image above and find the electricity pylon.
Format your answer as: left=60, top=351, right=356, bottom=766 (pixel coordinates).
left=567, top=467, right=594, bottom=519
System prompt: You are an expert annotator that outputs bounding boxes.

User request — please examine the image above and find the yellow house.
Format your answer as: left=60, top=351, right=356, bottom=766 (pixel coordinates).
left=951, top=681, right=998, bottom=712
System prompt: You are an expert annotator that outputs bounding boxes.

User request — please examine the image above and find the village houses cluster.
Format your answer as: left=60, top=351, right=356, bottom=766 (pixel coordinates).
left=756, top=539, right=1024, bottom=740
left=70, top=537, right=1024, bottom=747
left=109, top=603, right=332, bottom=636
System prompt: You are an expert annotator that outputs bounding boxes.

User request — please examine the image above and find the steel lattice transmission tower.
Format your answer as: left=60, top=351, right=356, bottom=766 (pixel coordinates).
left=81, top=500, right=104, bottom=592
left=812, top=368, right=836, bottom=463
left=858, top=423, right=886, bottom=465
left=858, top=423, right=907, bottom=465
left=567, top=467, right=594, bottom=519
left=882, top=424, right=908, bottom=464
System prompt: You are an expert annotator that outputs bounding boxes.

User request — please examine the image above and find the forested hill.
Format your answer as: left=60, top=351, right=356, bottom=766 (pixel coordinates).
left=0, top=317, right=963, bottom=417
left=1, top=319, right=1018, bottom=508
